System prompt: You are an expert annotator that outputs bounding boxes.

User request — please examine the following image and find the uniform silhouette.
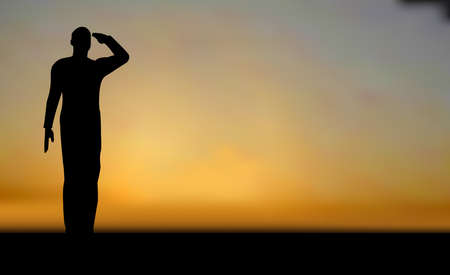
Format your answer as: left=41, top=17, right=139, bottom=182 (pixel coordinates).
left=43, top=27, right=129, bottom=234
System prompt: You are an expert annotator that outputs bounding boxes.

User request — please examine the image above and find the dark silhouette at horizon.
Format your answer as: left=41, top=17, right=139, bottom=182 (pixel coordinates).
left=43, top=26, right=129, bottom=234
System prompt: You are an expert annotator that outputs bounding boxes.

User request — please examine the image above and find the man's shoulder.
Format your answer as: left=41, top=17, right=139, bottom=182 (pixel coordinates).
left=52, top=57, right=72, bottom=69
left=94, top=56, right=112, bottom=64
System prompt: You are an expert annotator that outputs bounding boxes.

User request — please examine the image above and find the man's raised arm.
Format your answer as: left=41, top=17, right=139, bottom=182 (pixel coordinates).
left=93, top=33, right=129, bottom=76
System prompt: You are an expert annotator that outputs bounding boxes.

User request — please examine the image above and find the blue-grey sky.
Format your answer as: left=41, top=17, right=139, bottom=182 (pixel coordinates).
left=1, top=0, right=450, bottom=229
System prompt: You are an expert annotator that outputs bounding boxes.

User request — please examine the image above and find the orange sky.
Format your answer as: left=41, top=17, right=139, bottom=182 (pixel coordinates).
left=1, top=0, right=450, bottom=231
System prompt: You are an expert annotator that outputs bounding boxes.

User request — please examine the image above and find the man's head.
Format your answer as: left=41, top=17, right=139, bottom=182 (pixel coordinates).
left=71, top=26, right=91, bottom=53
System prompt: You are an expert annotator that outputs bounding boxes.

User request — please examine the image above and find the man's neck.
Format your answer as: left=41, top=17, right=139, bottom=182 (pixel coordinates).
left=72, top=49, right=88, bottom=59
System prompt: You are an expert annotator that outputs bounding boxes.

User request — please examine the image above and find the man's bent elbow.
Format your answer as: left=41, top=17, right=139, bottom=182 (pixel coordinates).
left=121, top=53, right=130, bottom=64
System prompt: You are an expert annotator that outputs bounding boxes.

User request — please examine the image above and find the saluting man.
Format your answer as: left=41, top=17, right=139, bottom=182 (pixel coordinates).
left=43, top=27, right=129, bottom=234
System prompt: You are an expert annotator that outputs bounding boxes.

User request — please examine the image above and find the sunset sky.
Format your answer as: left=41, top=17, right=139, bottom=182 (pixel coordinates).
left=1, top=0, right=450, bottom=231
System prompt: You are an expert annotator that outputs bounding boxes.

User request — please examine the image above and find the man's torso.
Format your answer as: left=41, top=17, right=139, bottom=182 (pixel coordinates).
left=54, top=57, right=104, bottom=128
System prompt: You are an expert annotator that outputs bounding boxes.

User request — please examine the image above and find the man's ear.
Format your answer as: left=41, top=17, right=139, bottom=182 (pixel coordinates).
left=70, top=39, right=74, bottom=46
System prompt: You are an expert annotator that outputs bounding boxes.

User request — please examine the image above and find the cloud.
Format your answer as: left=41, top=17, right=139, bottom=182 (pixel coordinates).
left=398, top=0, right=450, bottom=19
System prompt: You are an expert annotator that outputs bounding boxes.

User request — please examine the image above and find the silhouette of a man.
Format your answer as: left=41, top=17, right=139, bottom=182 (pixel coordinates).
left=43, top=27, right=129, bottom=234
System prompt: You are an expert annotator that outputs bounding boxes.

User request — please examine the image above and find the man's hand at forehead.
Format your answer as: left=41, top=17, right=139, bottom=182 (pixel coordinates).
left=92, top=33, right=111, bottom=44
